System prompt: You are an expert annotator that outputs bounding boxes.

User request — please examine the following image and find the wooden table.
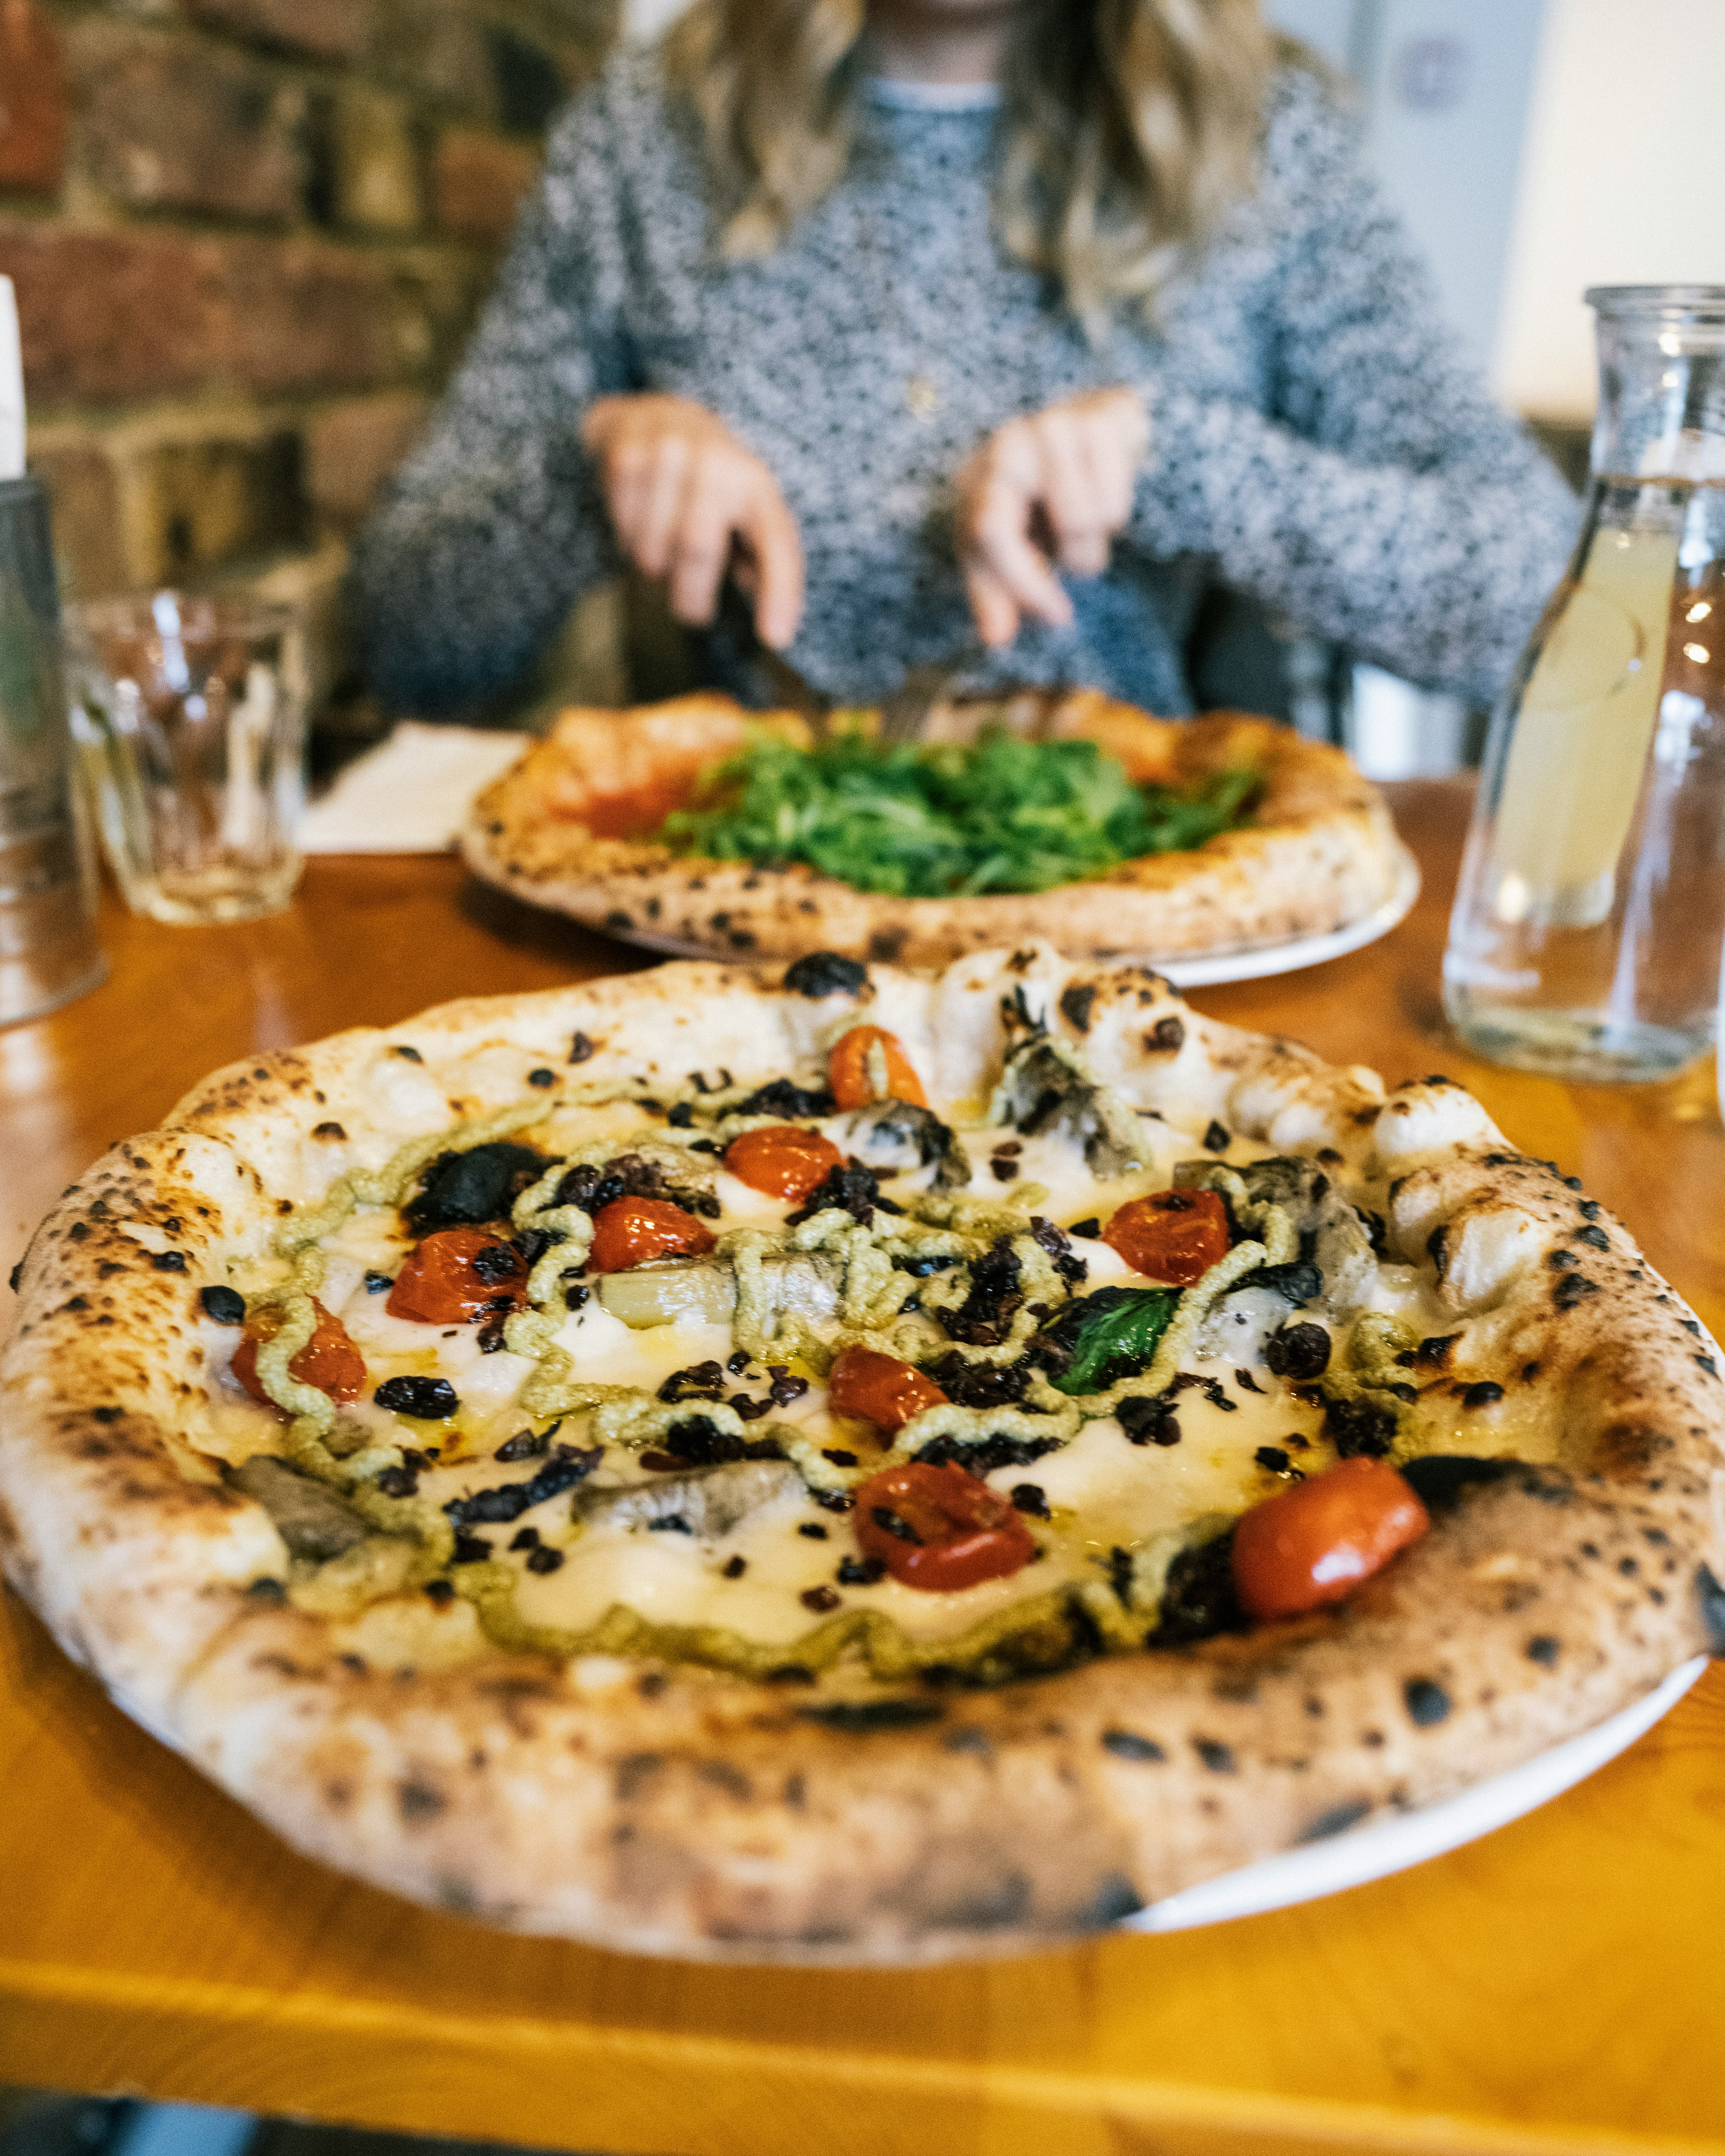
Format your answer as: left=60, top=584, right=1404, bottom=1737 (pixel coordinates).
left=3, top=782, right=1723, bottom=2156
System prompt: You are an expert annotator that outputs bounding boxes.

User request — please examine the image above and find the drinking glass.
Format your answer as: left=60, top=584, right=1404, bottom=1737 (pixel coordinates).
left=1443, top=286, right=1725, bottom=1080
left=67, top=592, right=308, bottom=925
left=0, top=475, right=104, bottom=1023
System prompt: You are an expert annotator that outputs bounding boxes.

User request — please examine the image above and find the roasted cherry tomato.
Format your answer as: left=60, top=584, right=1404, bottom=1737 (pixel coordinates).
left=586, top=1195, right=717, bottom=1274
left=828, top=1025, right=927, bottom=1111
left=232, top=1298, right=366, bottom=1407
left=827, top=1345, right=948, bottom=1434
left=1231, top=1456, right=1430, bottom=1620
left=853, top=1459, right=1035, bottom=1592
left=1103, top=1188, right=1230, bottom=1284
left=386, top=1227, right=527, bottom=1324
left=725, top=1124, right=845, bottom=1204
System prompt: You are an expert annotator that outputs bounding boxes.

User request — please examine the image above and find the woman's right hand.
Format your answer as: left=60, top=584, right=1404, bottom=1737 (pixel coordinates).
left=581, top=395, right=805, bottom=649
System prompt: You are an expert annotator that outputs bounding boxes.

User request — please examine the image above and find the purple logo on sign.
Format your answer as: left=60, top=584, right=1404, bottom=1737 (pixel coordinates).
left=1395, top=35, right=1471, bottom=113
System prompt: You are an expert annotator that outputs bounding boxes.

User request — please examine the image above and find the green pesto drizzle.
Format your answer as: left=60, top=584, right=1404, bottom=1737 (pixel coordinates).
left=248, top=1065, right=1301, bottom=1683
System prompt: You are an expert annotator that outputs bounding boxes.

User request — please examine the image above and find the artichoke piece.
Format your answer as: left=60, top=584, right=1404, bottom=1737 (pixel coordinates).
left=227, top=1455, right=370, bottom=1561
left=1178, top=1154, right=1377, bottom=1315
left=835, top=1100, right=971, bottom=1190
left=990, top=1036, right=1146, bottom=1176
left=597, top=1254, right=841, bottom=1330
left=575, top=1458, right=803, bottom=1537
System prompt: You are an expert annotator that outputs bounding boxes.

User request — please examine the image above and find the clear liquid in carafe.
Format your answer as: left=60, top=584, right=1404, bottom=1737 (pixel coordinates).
left=1444, top=476, right=1725, bottom=1078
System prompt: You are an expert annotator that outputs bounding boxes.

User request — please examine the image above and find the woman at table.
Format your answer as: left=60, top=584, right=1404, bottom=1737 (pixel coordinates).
left=350, top=0, right=1576, bottom=719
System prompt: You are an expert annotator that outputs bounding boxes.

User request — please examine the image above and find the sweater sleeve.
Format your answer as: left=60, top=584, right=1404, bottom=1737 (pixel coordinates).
left=1129, top=72, right=1580, bottom=705
left=347, top=69, right=642, bottom=717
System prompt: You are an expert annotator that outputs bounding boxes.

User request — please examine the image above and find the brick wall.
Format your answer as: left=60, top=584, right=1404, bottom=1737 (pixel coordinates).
left=0, top=0, right=619, bottom=718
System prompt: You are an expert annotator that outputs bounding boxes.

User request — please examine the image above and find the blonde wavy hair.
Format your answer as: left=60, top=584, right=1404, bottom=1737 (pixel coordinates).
left=665, top=0, right=1287, bottom=330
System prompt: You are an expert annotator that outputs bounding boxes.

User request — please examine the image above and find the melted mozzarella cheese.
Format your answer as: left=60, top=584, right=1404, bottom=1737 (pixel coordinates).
left=254, top=1091, right=1514, bottom=1664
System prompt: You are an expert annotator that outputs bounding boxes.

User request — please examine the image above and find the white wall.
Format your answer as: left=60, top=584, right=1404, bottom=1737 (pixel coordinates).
left=1492, top=0, right=1725, bottom=419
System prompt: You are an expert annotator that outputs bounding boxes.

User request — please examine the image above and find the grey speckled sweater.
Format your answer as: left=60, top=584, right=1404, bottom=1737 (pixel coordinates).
left=350, top=48, right=1578, bottom=718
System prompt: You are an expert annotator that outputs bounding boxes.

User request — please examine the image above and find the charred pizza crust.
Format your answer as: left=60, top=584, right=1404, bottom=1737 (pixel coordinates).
left=1, top=953, right=1721, bottom=1964
left=461, top=692, right=1405, bottom=967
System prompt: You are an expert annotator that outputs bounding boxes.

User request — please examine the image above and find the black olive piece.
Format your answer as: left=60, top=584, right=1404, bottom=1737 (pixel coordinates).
left=151, top=1250, right=188, bottom=1273
left=1010, top=1483, right=1049, bottom=1518
left=450, top=1533, right=491, bottom=1563
left=783, top=951, right=868, bottom=998
left=527, top=1068, right=556, bottom=1089
left=871, top=1505, right=923, bottom=1545
left=1117, top=1394, right=1180, bottom=1447
left=1028, top=1215, right=1087, bottom=1287
left=798, top=1522, right=829, bottom=1539
left=736, top=1077, right=837, bottom=1120
left=1068, top=1218, right=1101, bottom=1239
left=569, top=1031, right=596, bottom=1063
left=495, top=1423, right=556, bottom=1462
left=658, top=1360, right=728, bottom=1404
left=374, top=1374, right=460, bottom=1420
left=1203, top=1120, right=1231, bottom=1153
left=374, top=1465, right=419, bottom=1499
left=1324, top=1393, right=1396, bottom=1458
left=363, top=1271, right=393, bottom=1294
left=800, top=1585, right=843, bottom=1614
left=525, top=1545, right=565, bottom=1573
left=667, top=1102, right=694, bottom=1127
left=199, top=1284, right=246, bottom=1325
left=785, top=1159, right=899, bottom=1229
left=1152, top=1531, right=1246, bottom=1645
left=926, top=1354, right=1030, bottom=1411
left=510, top=1527, right=540, bottom=1550
left=424, top=1579, right=456, bottom=1605
left=1264, top=1322, right=1331, bottom=1381
left=1460, top=1380, right=1505, bottom=1408
left=405, top=1143, right=545, bottom=1235
left=822, top=1448, right=858, bottom=1467
left=471, top=1242, right=526, bottom=1287
left=660, top=1414, right=749, bottom=1466
left=837, top=1554, right=886, bottom=1586
left=723, top=1555, right=747, bottom=1578
left=939, top=1237, right=1023, bottom=1346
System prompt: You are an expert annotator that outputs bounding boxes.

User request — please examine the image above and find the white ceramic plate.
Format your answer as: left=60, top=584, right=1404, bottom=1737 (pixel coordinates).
left=1119, top=1655, right=1708, bottom=1934
left=1147, top=841, right=1422, bottom=989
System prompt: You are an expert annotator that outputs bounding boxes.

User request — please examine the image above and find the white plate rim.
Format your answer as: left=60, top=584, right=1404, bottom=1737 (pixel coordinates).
left=1146, top=841, right=1422, bottom=989
left=1119, top=1654, right=1709, bottom=1934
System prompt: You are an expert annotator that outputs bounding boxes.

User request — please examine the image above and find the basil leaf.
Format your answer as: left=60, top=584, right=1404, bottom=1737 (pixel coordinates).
left=1039, top=1286, right=1180, bottom=1395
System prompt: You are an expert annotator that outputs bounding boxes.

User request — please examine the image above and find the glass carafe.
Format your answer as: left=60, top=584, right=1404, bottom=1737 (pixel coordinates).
left=1444, top=286, right=1725, bottom=1080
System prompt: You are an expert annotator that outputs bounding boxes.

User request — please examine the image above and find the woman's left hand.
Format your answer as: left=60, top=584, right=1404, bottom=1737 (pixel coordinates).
left=953, top=387, right=1150, bottom=646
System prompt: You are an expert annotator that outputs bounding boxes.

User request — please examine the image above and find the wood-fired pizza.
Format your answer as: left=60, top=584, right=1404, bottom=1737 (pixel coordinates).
left=462, top=692, right=1407, bottom=969
left=1, top=947, right=1720, bottom=1963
